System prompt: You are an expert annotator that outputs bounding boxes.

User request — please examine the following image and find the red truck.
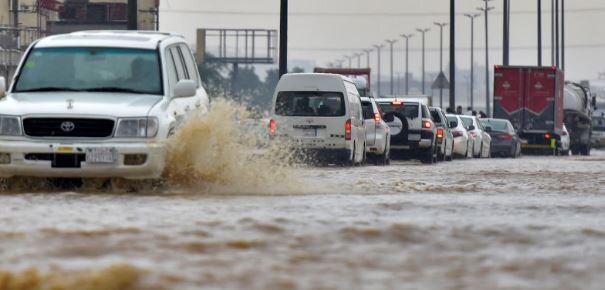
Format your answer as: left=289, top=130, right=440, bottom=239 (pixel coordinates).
left=493, top=66, right=565, bottom=153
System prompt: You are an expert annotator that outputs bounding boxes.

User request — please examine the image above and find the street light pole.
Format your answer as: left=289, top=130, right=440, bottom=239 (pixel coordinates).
left=503, top=0, right=510, bottom=65
left=561, top=0, right=565, bottom=71
left=354, top=53, right=362, bottom=68
left=374, top=44, right=385, bottom=97
left=465, top=13, right=481, bottom=110
left=416, top=28, right=431, bottom=95
left=401, top=34, right=413, bottom=95
left=478, top=1, right=494, bottom=117
left=538, top=0, right=543, bottom=66
left=279, top=0, right=288, bottom=78
left=450, top=0, right=457, bottom=110
left=434, top=22, right=448, bottom=108
left=386, top=39, right=397, bottom=96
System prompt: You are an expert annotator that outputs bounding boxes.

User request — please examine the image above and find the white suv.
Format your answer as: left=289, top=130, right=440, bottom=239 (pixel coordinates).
left=0, top=31, right=209, bottom=181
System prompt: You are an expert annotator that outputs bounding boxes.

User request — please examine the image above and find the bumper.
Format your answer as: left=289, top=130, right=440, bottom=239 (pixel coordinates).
left=0, top=140, right=166, bottom=179
left=452, top=137, right=467, bottom=155
left=491, top=140, right=515, bottom=154
left=390, top=130, right=434, bottom=151
left=296, top=148, right=351, bottom=162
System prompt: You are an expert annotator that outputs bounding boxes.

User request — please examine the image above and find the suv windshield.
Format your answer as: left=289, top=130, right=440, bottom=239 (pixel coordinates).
left=14, top=47, right=162, bottom=95
left=378, top=102, right=419, bottom=119
left=275, top=91, right=345, bottom=117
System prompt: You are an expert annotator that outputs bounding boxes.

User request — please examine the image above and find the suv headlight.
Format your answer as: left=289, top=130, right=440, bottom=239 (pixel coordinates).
left=0, top=116, right=22, bottom=136
left=115, top=117, right=159, bottom=138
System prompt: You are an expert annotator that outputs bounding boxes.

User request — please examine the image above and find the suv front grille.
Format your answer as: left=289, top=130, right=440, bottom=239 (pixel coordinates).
left=23, top=118, right=115, bottom=138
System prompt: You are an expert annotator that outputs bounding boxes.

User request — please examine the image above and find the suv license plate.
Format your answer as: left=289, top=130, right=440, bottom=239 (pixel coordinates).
left=86, top=148, right=116, bottom=164
left=408, top=134, right=421, bottom=141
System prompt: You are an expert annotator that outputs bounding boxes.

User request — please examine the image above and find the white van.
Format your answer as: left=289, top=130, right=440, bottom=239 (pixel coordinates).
left=270, top=73, right=366, bottom=165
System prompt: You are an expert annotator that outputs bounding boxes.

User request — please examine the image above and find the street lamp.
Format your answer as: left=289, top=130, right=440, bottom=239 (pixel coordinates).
left=478, top=0, right=494, bottom=117
left=464, top=13, right=481, bottom=110
left=354, top=53, right=363, bottom=68
left=434, top=22, right=448, bottom=108
left=374, top=44, right=385, bottom=97
left=385, top=39, right=398, bottom=96
left=344, top=55, right=353, bottom=68
left=416, top=27, right=431, bottom=95
left=401, top=34, right=413, bottom=95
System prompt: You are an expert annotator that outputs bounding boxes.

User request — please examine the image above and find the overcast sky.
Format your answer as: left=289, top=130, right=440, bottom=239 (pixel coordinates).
left=160, top=0, right=605, bottom=82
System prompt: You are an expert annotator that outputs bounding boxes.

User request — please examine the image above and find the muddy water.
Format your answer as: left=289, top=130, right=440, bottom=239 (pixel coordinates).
left=1, top=150, right=604, bottom=290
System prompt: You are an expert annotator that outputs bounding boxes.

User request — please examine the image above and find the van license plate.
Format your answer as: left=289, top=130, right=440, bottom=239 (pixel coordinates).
left=86, top=148, right=116, bottom=164
left=303, top=129, right=317, bottom=137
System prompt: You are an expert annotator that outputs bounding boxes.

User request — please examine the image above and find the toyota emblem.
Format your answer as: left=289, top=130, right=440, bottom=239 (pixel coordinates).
left=60, top=121, right=76, bottom=132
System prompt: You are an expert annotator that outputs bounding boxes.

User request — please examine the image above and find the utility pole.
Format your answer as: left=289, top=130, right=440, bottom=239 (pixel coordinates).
left=362, top=49, right=372, bottom=68
left=374, top=44, right=385, bottom=97
left=555, top=0, right=559, bottom=68
left=401, top=34, right=413, bottom=95
left=344, top=55, right=352, bottom=68
left=279, top=0, right=288, bottom=78
left=416, top=28, right=430, bottom=95
left=465, top=13, right=481, bottom=110
left=551, top=0, right=555, bottom=66
left=385, top=39, right=397, bottom=96
left=434, top=22, right=448, bottom=108
left=503, top=0, right=510, bottom=65
left=450, top=0, right=456, bottom=110
left=354, top=53, right=362, bottom=68
left=127, top=0, right=138, bottom=30
left=561, top=0, right=565, bottom=71
left=478, top=0, right=494, bottom=117
left=538, top=0, right=542, bottom=66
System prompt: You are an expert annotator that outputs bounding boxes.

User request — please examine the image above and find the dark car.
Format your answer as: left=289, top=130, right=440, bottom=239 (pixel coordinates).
left=479, top=118, right=522, bottom=158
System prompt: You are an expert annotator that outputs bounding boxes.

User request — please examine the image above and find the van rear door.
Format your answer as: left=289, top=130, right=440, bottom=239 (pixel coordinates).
left=274, top=91, right=347, bottom=146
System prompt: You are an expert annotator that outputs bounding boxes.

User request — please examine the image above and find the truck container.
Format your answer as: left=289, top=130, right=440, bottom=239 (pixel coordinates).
left=493, top=66, right=565, bottom=153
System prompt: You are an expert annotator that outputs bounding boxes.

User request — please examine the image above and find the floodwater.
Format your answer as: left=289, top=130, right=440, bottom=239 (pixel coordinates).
left=1, top=151, right=604, bottom=290
left=1, top=103, right=604, bottom=290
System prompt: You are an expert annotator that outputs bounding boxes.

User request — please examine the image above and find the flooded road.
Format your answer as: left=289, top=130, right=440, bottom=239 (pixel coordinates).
left=1, top=151, right=605, bottom=290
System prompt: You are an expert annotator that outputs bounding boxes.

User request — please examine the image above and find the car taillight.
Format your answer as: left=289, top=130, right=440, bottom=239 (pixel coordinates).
left=544, top=133, right=552, bottom=139
left=269, top=118, right=276, bottom=138
left=498, top=133, right=513, bottom=141
left=437, top=128, right=444, bottom=143
left=345, top=119, right=352, bottom=141
left=422, top=119, right=433, bottom=129
left=374, top=112, right=381, bottom=123
left=452, top=130, right=463, bottom=138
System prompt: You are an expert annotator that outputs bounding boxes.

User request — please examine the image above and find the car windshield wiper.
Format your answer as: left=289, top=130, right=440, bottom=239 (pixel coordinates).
left=82, top=87, right=150, bottom=94
left=16, top=87, right=83, bottom=92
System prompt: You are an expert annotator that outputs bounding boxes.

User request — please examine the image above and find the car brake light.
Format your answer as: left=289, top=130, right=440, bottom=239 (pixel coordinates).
left=392, top=100, right=403, bottom=106
left=269, top=118, right=276, bottom=137
left=437, top=128, right=444, bottom=139
left=452, top=130, right=463, bottom=138
left=544, top=133, right=551, bottom=139
left=345, top=119, right=352, bottom=141
left=422, top=119, right=433, bottom=129
left=498, top=133, right=513, bottom=141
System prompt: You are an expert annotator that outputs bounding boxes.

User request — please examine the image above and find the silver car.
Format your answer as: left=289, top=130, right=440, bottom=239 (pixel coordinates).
left=361, top=97, right=391, bottom=165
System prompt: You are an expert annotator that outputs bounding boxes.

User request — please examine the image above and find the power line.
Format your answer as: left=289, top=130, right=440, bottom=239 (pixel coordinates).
left=161, top=7, right=605, bottom=17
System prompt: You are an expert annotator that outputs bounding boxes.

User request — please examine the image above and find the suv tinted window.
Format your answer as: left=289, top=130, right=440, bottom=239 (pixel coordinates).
left=378, top=102, right=419, bottom=119
left=430, top=109, right=443, bottom=124
left=362, top=101, right=375, bottom=119
left=276, top=92, right=345, bottom=117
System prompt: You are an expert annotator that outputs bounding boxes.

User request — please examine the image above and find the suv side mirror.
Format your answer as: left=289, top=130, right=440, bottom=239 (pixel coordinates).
left=0, top=77, right=5, bottom=98
left=449, top=121, right=457, bottom=128
left=485, top=126, right=492, bottom=133
left=173, top=80, right=197, bottom=98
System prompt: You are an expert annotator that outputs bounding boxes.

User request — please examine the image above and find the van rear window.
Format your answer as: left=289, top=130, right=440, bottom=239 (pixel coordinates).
left=275, top=92, right=345, bottom=117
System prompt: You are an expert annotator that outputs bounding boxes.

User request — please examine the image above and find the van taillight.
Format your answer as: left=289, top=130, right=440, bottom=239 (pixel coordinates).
left=345, top=119, right=352, bottom=141
left=422, top=119, right=433, bottom=129
left=269, top=119, right=276, bottom=138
